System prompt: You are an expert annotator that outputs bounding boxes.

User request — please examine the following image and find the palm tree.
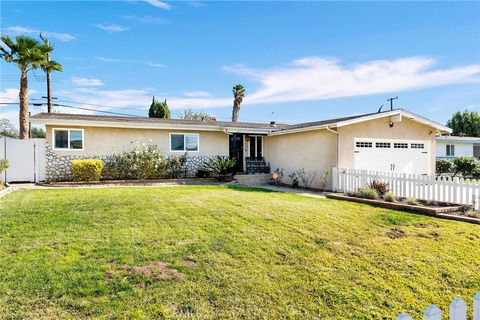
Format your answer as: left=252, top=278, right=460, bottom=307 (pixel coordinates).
left=231, top=84, right=245, bottom=122
left=0, top=35, right=62, bottom=139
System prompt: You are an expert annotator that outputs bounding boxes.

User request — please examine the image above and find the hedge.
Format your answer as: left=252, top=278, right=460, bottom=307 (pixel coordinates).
left=71, top=159, right=104, bottom=182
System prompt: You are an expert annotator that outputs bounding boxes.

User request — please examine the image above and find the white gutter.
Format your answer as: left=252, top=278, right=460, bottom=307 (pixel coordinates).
left=326, top=126, right=338, bottom=135
left=268, top=124, right=331, bottom=136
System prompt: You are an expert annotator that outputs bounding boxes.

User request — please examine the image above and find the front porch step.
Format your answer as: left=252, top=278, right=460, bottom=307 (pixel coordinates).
left=234, top=173, right=273, bottom=185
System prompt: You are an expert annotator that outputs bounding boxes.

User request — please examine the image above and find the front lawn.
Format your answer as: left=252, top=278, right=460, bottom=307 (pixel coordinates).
left=0, top=185, right=478, bottom=319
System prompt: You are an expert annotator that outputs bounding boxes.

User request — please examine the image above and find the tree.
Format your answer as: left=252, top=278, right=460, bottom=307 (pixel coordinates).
left=0, top=119, right=18, bottom=138
left=0, top=35, right=62, bottom=139
left=178, top=108, right=211, bottom=121
left=435, top=159, right=453, bottom=176
left=31, top=127, right=46, bottom=138
left=231, top=84, right=245, bottom=122
left=453, top=156, right=480, bottom=178
left=446, top=110, right=480, bottom=137
left=148, top=97, right=171, bottom=119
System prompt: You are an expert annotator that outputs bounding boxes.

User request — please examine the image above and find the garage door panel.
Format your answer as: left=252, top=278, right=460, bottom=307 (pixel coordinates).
left=354, top=138, right=429, bottom=175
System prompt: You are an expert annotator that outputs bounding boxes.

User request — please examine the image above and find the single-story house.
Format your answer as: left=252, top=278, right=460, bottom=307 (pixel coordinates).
left=30, top=108, right=451, bottom=188
left=436, top=136, right=480, bottom=160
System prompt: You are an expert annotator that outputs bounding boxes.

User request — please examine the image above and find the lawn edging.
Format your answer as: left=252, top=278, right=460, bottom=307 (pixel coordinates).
left=325, top=193, right=480, bottom=225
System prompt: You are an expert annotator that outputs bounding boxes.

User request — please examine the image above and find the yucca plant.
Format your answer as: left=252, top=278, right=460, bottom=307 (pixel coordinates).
left=203, top=156, right=236, bottom=181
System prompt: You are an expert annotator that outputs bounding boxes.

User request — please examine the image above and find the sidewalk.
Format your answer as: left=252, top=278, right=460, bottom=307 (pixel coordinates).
left=235, top=183, right=326, bottom=199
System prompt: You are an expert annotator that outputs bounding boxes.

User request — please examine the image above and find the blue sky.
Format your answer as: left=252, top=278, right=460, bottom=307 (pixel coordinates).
left=1, top=0, right=479, bottom=127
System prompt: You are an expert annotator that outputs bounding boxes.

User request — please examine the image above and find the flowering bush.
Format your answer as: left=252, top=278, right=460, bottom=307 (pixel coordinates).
left=103, top=142, right=186, bottom=180
left=71, top=159, right=103, bottom=182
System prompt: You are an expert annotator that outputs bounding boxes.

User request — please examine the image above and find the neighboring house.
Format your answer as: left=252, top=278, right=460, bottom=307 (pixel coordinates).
left=30, top=109, right=451, bottom=188
left=436, top=136, right=480, bottom=160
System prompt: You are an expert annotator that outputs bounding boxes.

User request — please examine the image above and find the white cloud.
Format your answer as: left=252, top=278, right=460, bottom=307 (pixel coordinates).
left=0, top=88, right=20, bottom=103
left=95, top=56, right=165, bottom=68
left=186, top=1, right=207, bottom=8
left=143, top=0, right=171, bottom=9
left=70, top=77, right=104, bottom=87
left=5, top=26, right=76, bottom=42
left=95, top=23, right=130, bottom=33
left=166, top=56, right=480, bottom=109
left=0, top=88, right=38, bottom=128
left=123, top=15, right=167, bottom=25
left=183, top=90, right=212, bottom=98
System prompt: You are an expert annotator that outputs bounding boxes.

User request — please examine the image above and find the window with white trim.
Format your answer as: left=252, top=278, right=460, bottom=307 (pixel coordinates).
left=356, top=142, right=372, bottom=148
left=375, top=142, right=391, bottom=148
left=394, top=143, right=408, bottom=149
left=411, top=143, right=425, bottom=149
left=446, top=144, right=455, bottom=156
left=170, top=133, right=199, bottom=152
left=53, top=129, right=84, bottom=150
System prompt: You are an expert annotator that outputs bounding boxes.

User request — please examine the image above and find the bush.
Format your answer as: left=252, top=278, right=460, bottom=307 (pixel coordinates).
left=272, top=168, right=284, bottom=186
left=0, top=159, right=9, bottom=174
left=288, top=171, right=299, bottom=188
left=436, top=159, right=453, bottom=176
left=202, top=156, right=236, bottom=180
left=405, top=196, right=418, bottom=205
left=367, top=180, right=389, bottom=196
left=103, top=142, right=174, bottom=180
left=296, top=168, right=319, bottom=188
left=383, top=192, right=396, bottom=202
left=356, top=188, right=379, bottom=200
left=453, top=156, right=480, bottom=178
left=71, top=159, right=103, bottom=182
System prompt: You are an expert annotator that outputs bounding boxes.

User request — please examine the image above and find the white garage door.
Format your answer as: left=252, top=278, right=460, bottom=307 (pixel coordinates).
left=354, top=138, right=430, bottom=175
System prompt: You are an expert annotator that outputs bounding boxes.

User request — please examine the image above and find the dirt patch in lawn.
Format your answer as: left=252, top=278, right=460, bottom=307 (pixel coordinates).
left=386, top=228, right=406, bottom=239
left=181, top=259, right=199, bottom=269
left=105, top=261, right=185, bottom=283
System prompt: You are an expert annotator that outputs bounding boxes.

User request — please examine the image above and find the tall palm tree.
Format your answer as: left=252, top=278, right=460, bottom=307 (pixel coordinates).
left=0, top=35, right=62, bottom=139
left=231, top=84, right=245, bottom=122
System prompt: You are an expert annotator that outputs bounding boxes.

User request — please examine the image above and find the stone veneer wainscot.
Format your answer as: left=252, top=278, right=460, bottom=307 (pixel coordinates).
left=45, top=143, right=215, bottom=182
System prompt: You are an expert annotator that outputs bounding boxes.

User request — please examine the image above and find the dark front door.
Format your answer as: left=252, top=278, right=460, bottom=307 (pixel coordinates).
left=229, top=134, right=244, bottom=172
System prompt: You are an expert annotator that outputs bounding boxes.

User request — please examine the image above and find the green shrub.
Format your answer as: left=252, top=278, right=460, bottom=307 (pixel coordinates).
left=356, top=188, right=379, bottom=200
left=453, top=156, right=480, bottom=178
left=405, top=197, right=418, bottom=205
left=104, top=142, right=174, bottom=180
left=436, top=159, right=453, bottom=176
left=0, top=159, right=9, bottom=174
left=165, top=154, right=187, bottom=178
left=71, top=159, right=103, bottom=182
left=383, top=192, right=396, bottom=202
left=203, top=156, right=236, bottom=180
left=367, top=180, right=389, bottom=196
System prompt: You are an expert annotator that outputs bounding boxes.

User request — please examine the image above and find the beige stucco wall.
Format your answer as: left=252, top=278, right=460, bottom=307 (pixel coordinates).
left=337, top=117, right=437, bottom=175
left=264, top=129, right=337, bottom=189
left=46, top=125, right=229, bottom=157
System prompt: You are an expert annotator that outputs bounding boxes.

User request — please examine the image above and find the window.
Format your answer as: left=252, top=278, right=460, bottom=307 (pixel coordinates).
left=446, top=144, right=455, bottom=156
left=356, top=142, right=372, bottom=148
left=170, top=133, right=199, bottom=152
left=394, top=143, right=408, bottom=149
left=53, top=129, right=84, bottom=150
left=411, top=143, right=425, bottom=149
left=375, top=142, right=391, bottom=148
left=248, top=136, right=263, bottom=158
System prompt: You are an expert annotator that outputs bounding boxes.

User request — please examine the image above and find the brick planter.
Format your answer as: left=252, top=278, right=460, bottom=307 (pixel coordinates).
left=325, top=193, right=480, bottom=225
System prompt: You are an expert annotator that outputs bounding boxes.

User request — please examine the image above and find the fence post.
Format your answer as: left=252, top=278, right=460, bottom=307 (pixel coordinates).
left=332, top=167, right=338, bottom=192
left=450, top=298, right=467, bottom=320
left=396, top=313, right=413, bottom=320
left=424, top=305, right=442, bottom=320
left=474, top=291, right=480, bottom=320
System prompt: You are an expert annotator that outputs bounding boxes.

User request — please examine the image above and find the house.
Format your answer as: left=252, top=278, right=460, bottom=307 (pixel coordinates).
left=436, top=136, right=480, bottom=160
left=30, top=108, right=451, bottom=188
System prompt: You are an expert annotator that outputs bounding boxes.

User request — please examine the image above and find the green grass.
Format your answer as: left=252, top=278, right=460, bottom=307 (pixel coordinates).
left=0, top=185, right=479, bottom=319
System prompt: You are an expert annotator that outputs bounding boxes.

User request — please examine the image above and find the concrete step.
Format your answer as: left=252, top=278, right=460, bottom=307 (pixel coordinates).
left=234, top=173, right=272, bottom=185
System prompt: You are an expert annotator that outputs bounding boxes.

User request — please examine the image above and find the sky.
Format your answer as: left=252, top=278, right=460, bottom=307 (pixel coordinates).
left=1, top=0, right=479, bottom=128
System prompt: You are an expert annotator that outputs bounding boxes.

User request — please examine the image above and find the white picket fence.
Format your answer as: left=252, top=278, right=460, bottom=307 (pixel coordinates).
left=332, top=168, right=480, bottom=210
left=397, top=291, right=480, bottom=320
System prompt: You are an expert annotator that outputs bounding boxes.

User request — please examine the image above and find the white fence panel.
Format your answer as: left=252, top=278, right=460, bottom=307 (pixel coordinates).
left=396, top=292, right=480, bottom=320
left=332, top=167, right=480, bottom=210
left=1, top=137, right=45, bottom=183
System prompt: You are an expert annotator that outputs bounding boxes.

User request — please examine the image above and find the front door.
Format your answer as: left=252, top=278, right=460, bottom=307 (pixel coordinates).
left=249, top=136, right=263, bottom=159
left=229, top=134, right=244, bottom=172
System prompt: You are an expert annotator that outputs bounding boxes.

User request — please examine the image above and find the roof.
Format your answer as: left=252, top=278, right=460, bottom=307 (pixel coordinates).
left=30, top=108, right=452, bottom=135
left=436, top=135, right=480, bottom=144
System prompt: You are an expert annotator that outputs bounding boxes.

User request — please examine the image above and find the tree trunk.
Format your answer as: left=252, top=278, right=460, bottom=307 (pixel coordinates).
left=232, top=101, right=240, bottom=122
left=18, top=69, right=29, bottom=139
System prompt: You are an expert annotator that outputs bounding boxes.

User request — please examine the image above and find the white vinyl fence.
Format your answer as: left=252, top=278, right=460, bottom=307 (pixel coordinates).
left=396, top=291, right=480, bottom=320
left=332, top=168, right=480, bottom=210
left=0, top=137, right=45, bottom=183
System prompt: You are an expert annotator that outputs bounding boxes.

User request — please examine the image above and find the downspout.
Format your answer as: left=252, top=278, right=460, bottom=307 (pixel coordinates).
left=326, top=126, right=339, bottom=191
